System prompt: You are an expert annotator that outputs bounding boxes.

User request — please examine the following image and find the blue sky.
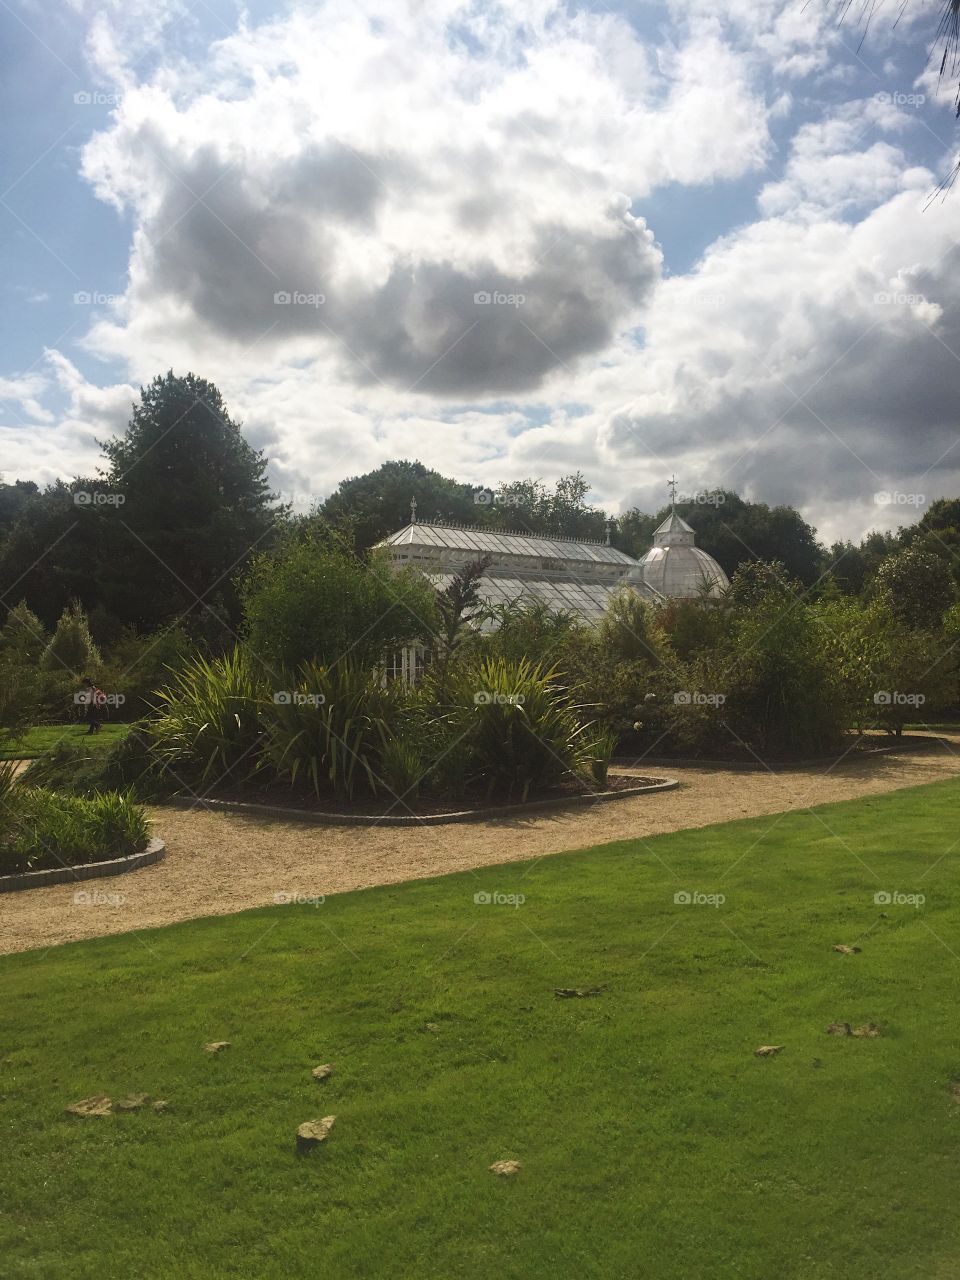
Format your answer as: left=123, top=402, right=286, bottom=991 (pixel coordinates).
left=1, top=0, right=957, bottom=542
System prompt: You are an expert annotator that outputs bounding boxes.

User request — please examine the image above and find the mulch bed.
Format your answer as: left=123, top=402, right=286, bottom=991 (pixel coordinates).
left=181, top=772, right=664, bottom=820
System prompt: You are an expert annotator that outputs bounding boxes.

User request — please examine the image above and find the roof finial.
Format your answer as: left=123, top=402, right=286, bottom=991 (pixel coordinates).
left=668, top=475, right=678, bottom=510
left=605, top=518, right=613, bottom=546
left=410, top=495, right=418, bottom=524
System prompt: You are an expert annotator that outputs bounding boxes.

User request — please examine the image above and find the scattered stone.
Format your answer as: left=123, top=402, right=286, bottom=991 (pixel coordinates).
left=949, top=1082, right=960, bottom=1101
left=296, top=1115, right=336, bottom=1152
left=832, top=944, right=861, bottom=955
left=755, top=1045, right=784, bottom=1058
left=826, top=1022, right=853, bottom=1036
left=554, top=987, right=603, bottom=999
left=203, top=1042, right=230, bottom=1054
left=424, top=1023, right=440, bottom=1032
left=489, top=1160, right=521, bottom=1176
left=311, top=1064, right=334, bottom=1081
left=65, top=1094, right=113, bottom=1117
left=851, top=1023, right=881, bottom=1038
left=152, top=1100, right=170, bottom=1114
left=114, top=1093, right=150, bottom=1112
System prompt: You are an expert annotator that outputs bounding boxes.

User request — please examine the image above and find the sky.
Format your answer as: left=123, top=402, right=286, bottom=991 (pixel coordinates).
left=0, top=0, right=957, bottom=544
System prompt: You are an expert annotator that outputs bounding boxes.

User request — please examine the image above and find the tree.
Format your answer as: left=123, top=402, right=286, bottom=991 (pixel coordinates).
left=492, top=472, right=608, bottom=540
left=320, top=460, right=480, bottom=550
left=240, top=526, right=438, bottom=673
left=100, top=371, right=285, bottom=629
left=870, top=545, right=957, bottom=629
left=0, top=601, right=48, bottom=664
left=40, top=601, right=101, bottom=674
left=726, top=559, right=799, bottom=607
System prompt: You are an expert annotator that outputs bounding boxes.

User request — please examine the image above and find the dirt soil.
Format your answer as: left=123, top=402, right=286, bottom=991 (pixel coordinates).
left=3, top=735, right=959, bottom=956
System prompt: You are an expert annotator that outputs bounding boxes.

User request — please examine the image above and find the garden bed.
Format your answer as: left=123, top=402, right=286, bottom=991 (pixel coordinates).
left=0, top=837, right=165, bottom=893
left=162, top=772, right=678, bottom=826
left=618, top=731, right=958, bottom=771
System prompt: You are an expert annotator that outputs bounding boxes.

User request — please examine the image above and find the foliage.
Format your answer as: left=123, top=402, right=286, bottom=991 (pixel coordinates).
left=319, top=459, right=482, bottom=549
left=260, top=662, right=402, bottom=799
left=431, top=555, right=490, bottom=689
left=0, top=785, right=149, bottom=876
left=725, top=559, right=798, bottom=608
left=0, top=600, right=48, bottom=663
left=444, top=657, right=597, bottom=800
left=97, top=623, right=192, bottom=720
left=40, top=600, right=101, bottom=675
left=870, top=545, right=957, bottom=629
left=596, top=588, right=670, bottom=666
left=481, top=599, right=587, bottom=670
left=241, top=528, right=437, bottom=672
left=149, top=649, right=267, bottom=788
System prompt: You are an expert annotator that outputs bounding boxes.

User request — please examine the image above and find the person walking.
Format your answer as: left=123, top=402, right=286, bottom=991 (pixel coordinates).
left=77, top=676, right=105, bottom=735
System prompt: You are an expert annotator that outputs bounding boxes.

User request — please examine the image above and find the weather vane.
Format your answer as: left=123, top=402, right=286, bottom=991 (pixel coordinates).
left=668, top=475, right=678, bottom=508
left=410, top=495, right=418, bottom=524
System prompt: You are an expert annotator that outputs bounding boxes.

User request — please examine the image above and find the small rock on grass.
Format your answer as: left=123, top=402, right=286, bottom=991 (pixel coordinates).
left=152, top=1099, right=170, bottom=1113
left=755, top=1045, right=784, bottom=1058
left=826, top=1022, right=881, bottom=1037
left=833, top=944, right=861, bottom=955
left=296, top=1115, right=336, bottom=1152
left=65, top=1094, right=113, bottom=1118
left=554, top=987, right=604, bottom=999
left=203, top=1042, right=230, bottom=1054
left=489, top=1160, right=521, bottom=1176
left=311, top=1064, right=334, bottom=1081
left=114, top=1093, right=150, bottom=1112
left=949, top=1082, right=960, bottom=1101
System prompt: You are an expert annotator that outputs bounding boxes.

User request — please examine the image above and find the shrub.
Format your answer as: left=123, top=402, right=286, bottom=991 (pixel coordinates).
left=261, top=662, right=402, bottom=799
left=445, top=657, right=597, bottom=801
left=0, top=785, right=149, bottom=876
left=99, top=624, right=192, bottom=720
left=40, top=601, right=100, bottom=674
left=150, top=649, right=267, bottom=787
left=240, top=527, right=438, bottom=671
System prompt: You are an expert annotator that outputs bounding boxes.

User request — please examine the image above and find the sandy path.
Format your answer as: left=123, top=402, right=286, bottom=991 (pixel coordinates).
left=3, top=737, right=960, bottom=955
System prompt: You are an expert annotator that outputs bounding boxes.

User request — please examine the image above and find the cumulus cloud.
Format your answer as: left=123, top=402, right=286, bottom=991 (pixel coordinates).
left=76, top=0, right=777, bottom=396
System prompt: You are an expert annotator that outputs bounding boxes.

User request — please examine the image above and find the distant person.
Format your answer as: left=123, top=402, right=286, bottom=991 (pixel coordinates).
left=78, top=676, right=106, bottom=735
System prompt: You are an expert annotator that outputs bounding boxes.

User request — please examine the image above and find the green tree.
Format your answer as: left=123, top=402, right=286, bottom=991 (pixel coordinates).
left=40, top=601, right=100, bottom=674
left=240, top=527, right=438, bottom=673
left=320, top=460, right=481, bottom=550
left=0, top=601, right=48, bottom=664
left=100, top=371, right=284, bottom=629
left=431, top=556, right=490, bottom=689
left=870, top=546, right=956, bottom=629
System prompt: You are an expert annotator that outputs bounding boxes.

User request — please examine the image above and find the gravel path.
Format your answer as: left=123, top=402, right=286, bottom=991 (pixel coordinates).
left=3, top=737, right=959, bottom=955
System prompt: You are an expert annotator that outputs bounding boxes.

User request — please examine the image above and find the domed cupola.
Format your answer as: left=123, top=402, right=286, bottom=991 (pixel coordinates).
left=622, top=501, right=729, bottom=601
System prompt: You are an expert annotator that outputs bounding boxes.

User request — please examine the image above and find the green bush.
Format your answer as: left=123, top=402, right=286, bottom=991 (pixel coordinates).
left=0, top=785, right=149, bottom=876
left=40, top=601, right=100, bottom=675
left=150, top=649, right=267, bottom=787
left=444, top=657, right=597, bottom=801
left=261, top=662, right=402, bottom=799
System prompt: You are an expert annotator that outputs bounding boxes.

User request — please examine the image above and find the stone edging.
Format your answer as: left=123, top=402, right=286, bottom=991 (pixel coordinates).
left=0, top=837, right=166, bottom=894
left=614, top=734, right=956, bottom=773
left=160, top=777, right=680, bottom=827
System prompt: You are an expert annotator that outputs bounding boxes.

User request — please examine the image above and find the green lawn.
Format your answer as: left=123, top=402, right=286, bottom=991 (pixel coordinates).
left=3, top=780, right=960, bottom=1279
left=0, top=722, right=128, bottom=760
